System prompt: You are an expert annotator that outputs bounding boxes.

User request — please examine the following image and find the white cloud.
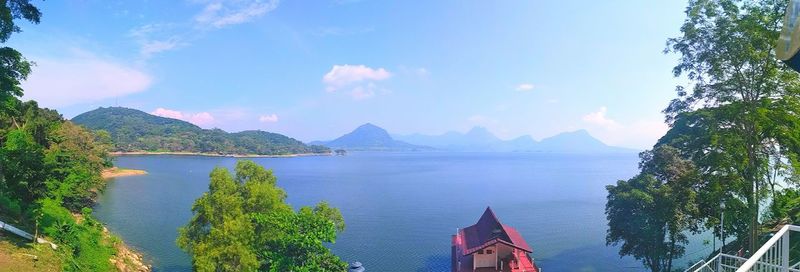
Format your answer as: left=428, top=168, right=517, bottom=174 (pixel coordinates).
left=323, top=64, right=391, bottom=92
left=259, top=114, right=279, bottom=123
left=21, top=52, right=152, bottom=107
left=584, top=119, right=669, bottom=150
left=152, top=108, right=183, bottom=119
left=129, top=24, right=185, bottom=59
left=195, top=0, right=279, bottom=28
left=350, top=86, right=376, bottom=100
left=151, top=108, right=216, bottom=127
left=129, top=0, right=279, bottom=59
left=189, top=112, right=215, bottom=125
left=582, top=106, right=619, bottom=129
left=516, top=83, right=534, bottom=91
left=578, top=106, right=669, bottom=149
left=140, top=38, right=181, bottom=58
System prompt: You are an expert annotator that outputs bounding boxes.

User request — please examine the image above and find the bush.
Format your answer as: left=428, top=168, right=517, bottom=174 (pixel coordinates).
left=39, top=198, right=115, bottom=272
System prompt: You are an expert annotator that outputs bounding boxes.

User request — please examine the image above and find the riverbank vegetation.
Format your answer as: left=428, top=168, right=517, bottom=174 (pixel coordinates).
left=0, top=1, right=148, bottom=271
left=606, top=0, right=800, bottom=271
left=177, top=160, right=347, bottom=272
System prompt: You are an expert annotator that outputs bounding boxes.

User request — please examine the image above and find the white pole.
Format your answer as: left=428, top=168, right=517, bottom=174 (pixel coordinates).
left=721, top=202, right=726, bottom=253
left=719, top=202, right=725, bottom=272
left=782, top=234, right=790, bottom=270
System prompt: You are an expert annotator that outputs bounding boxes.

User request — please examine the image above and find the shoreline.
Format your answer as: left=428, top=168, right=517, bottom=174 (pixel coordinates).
left=109, top=151, right=332, bottom=158
left=102, top=167, right=148, bottom=179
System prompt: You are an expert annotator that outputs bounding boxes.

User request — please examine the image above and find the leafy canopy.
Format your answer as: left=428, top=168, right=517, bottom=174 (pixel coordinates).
left=606, top=146, right=700, bottom=272
left=177, top=160, right=347, bottom=272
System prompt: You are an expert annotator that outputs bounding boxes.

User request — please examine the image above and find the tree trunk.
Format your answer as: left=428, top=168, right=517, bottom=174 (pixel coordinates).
left=667, top=235, right=675, bottom=272
left=751, top=181, right=760, bottom=255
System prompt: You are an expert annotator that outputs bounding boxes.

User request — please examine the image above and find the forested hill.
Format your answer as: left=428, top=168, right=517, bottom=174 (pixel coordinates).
left=72, top=107, right=330, bottom=155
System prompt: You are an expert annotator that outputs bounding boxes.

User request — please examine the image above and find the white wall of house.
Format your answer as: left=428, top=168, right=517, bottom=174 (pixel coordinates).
left=473, top=245, right=497, bottom=268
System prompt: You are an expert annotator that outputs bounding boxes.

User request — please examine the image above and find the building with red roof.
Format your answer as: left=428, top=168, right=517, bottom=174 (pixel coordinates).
left=452, top=207, right=538, bottom=272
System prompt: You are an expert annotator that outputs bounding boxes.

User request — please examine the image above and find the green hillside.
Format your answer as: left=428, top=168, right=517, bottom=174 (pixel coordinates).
left=72, top=107, right=329, bottom=155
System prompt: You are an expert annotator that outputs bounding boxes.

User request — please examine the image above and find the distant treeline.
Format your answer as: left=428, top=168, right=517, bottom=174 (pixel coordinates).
left=72, top=107, right=330, bottom=155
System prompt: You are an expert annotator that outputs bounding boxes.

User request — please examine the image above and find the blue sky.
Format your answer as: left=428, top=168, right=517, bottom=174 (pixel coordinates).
left=11, top=0, right=688, bottom=149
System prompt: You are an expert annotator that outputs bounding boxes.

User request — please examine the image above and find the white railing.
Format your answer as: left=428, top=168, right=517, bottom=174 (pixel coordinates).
left=685, top=253, right=748, bottom=272
left=685, top=225, right=800, bottom=272
left=0, top=220, right=57, bottom=249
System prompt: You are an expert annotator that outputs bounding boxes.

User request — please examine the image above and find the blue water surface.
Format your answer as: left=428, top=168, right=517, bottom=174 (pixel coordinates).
left=93, top=152, right=711, bottom=271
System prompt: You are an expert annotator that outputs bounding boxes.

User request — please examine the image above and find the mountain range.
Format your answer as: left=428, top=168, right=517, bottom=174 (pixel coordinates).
left=312, top=124, right=637, bottom=153
left=72, top=107, right=637, bottom=154
left=395, top=126, right=636, bottom=153
left=72, top=107, right=330, bottom=155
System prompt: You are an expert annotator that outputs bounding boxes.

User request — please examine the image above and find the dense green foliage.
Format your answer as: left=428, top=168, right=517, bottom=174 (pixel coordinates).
left=767, top=188, right=800, bottom=225
left=177, top=160, right=347, bottom=272
left=607, top=0, right=800, bottom=269
left=0, top=2, right=122, bottom=271
left=38, top=200, right=116, bottom=271
left=72, top=107, right=330, bottom=155
left=606, top=146, right=700, bottom=272
left=0, top=98, right=119, bottom=272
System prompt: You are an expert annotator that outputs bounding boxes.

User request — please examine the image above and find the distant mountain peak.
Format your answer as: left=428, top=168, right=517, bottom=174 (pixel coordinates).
left=314, top=123, right=430, bottom=151
left=510, top=135, right=535, bottom=142
left=464, top=126, right=501, bottom=143
left=567, top=129, right=591, bottom=135
left=355, top=122, right=385, bottom=131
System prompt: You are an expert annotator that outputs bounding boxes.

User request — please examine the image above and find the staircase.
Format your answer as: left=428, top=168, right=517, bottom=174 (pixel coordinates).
left=684, top=225, right=800, bottom=272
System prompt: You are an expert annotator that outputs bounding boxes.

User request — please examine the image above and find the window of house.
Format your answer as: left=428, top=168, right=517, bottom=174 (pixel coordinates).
left=478, top=250, right=484, bottom=254
left=486, top=249, right=493, bottom=254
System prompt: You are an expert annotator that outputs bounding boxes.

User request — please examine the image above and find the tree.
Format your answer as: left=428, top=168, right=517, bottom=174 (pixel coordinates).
left=43, top=121, right=112, bottom=210
left=663, top=0, right=800, bottom=253
left=177, top=167, right=259, bottom=272
left=606, top=146, right=700, bottom=272
left=177, top=160, right=347, bottom=272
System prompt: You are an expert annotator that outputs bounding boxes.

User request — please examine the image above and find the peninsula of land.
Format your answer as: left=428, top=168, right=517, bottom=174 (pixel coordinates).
left=102, top=167, right=148, bottom=179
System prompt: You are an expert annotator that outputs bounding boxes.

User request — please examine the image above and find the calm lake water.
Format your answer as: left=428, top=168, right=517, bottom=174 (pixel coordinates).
left=93, top=152, right=713, bottom=271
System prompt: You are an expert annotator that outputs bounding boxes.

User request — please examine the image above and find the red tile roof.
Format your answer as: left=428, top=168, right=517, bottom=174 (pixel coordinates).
left=456, top=207, right=533, bottom=256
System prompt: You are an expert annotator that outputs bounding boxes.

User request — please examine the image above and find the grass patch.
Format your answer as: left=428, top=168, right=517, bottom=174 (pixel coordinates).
left=0, top=233, right=61, bottom=272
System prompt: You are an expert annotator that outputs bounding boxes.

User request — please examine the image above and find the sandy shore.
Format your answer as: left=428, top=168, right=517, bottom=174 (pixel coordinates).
left=102, top=167, right=148, bottom=179
left=109, top=151, right=332, bottom=158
